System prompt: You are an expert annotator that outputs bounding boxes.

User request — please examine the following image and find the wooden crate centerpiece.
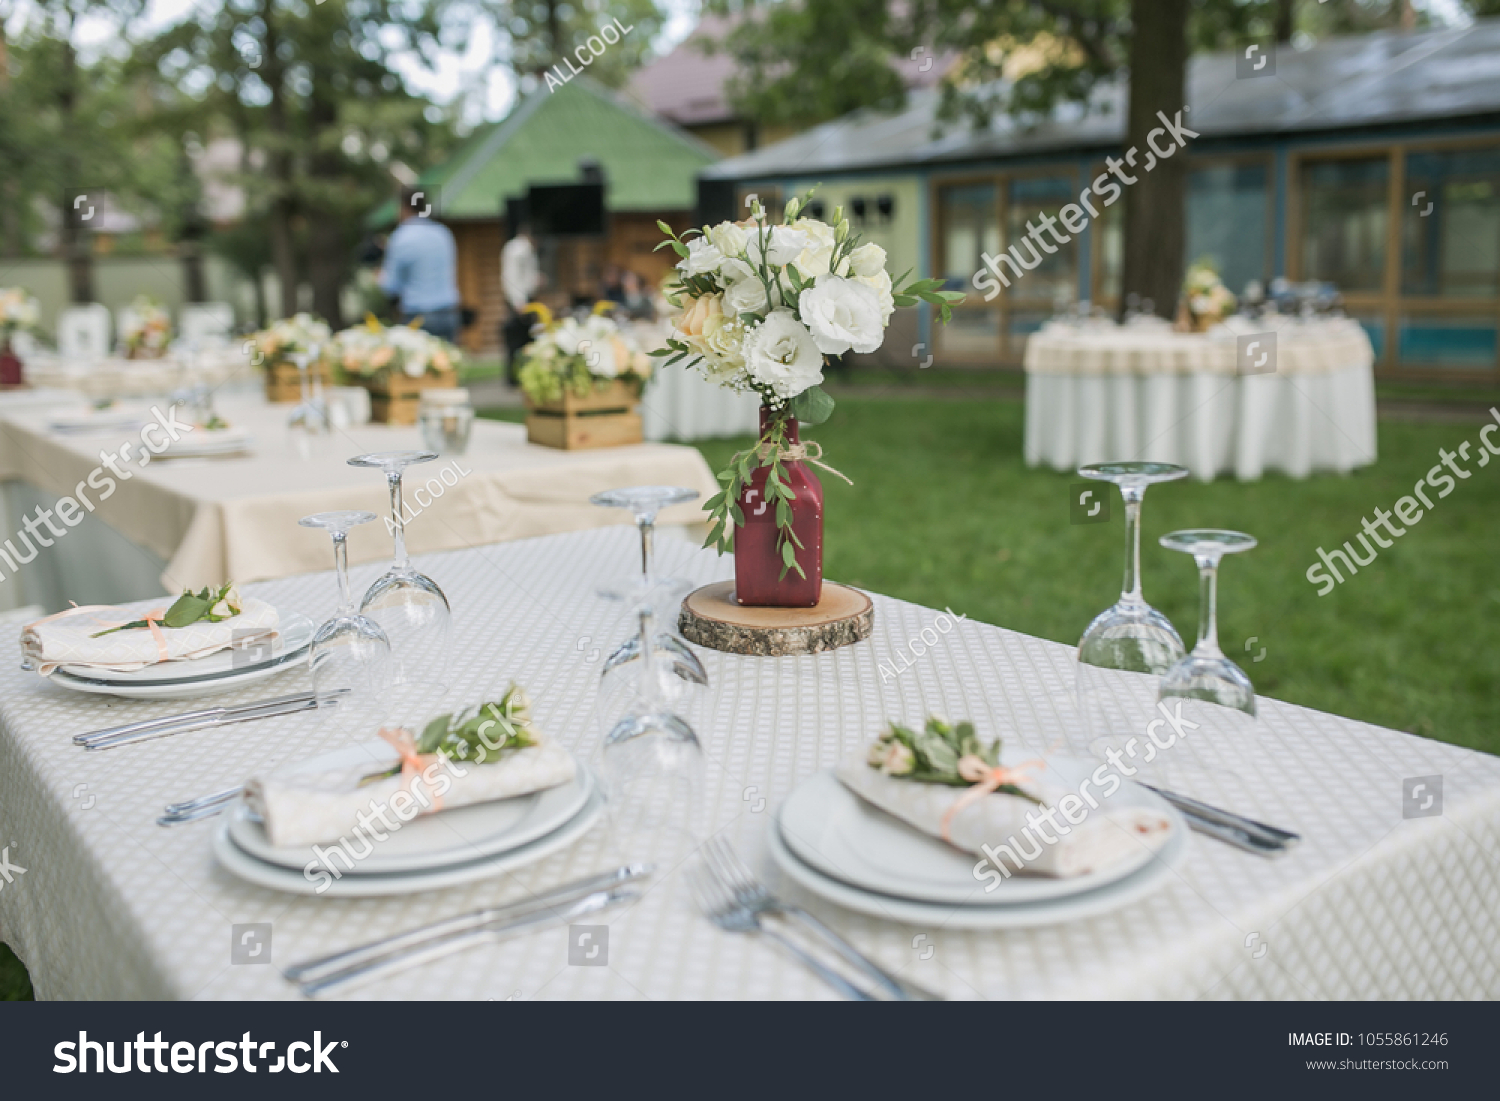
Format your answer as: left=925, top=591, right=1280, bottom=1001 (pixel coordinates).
left=264, top=360, right=330, bottom=404
left=352, top=368, right=460, bottom=425
left=523, top=379, right=643, bottom=450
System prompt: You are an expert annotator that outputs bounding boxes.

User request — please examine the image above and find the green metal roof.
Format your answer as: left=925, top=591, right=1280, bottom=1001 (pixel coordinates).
left=372, top=76, right=719, bottom=227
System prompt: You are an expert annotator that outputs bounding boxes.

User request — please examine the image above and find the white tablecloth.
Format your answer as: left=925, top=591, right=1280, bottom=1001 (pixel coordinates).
left=0, top=395, right=716, bottom=612
left=18, top=347, right=248, bottom=399
left=1023, top=318, right=1378, bottom=480
left=1, top=526, right=1495, bottom=999
left=640, top=362, right=761, bottom=442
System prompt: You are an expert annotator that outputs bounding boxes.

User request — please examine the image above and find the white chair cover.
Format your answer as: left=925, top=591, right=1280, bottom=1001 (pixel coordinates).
left=56, top=304, right=112, bottom=360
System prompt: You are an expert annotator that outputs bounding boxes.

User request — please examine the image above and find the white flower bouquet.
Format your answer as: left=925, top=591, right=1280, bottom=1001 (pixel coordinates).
left=0, top=287, right=40, bottom=340
left=1180, top=259, right=1236, bottom=332
left=246, top=312, right=333, bottom=370
left=517, top=303, right=653, bottom=405
left=334, top=315, right=462, bottom=379
left=653, top=191, right=962, bottom=573
left=123, top=295, right=172, bottom=359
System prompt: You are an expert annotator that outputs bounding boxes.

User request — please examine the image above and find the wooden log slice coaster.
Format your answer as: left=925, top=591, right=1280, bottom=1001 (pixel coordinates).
left=679, top=581, right=874, bottom=656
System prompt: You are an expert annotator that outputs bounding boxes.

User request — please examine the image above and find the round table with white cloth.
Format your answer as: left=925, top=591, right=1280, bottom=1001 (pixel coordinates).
left=1023, top=316, right=1378, bottom=481
left=18, top=345, right=250, bottom=399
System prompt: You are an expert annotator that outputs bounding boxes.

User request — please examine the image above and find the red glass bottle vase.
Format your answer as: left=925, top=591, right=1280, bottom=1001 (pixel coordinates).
left=734, top=405, right=823, bottom=607
left=0, top=340, right=22, bottom=387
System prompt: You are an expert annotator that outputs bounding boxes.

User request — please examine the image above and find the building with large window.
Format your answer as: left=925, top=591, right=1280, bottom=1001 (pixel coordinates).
left=699, top=22, right=1500, bottom=381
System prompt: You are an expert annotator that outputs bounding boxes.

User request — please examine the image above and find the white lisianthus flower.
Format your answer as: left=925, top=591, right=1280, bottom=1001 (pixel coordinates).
left=723, top=274, right=772, bottom=317
left=745, top=225, right=811, bottom=268
left=849, top=242, right=887, bottom=278
left=856, top=269, right=896, bottom=324
left=742, top=309, right=824, bottom=400
left=791, top=218, right=837, bottom=278
left=679, top=237, right=724, bottom=277
left=798, top=275, right=884, bottom=355
left=718, top=257, right=756, bottom=284
left=552, top=318, right=583, bottom=355
left=707, top=222, right=748, bottom=260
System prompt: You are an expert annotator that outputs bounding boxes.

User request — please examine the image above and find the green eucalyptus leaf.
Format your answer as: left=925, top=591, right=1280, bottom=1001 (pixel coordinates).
left=789, top=385, right=835, bottom=426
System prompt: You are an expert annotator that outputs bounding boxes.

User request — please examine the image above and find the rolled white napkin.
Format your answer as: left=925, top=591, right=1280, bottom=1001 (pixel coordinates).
left=246, top=741, right=578, bottom=848
left=22, top=597, right=281, bottom=674
left=835, top=755, right=1172, bottom=878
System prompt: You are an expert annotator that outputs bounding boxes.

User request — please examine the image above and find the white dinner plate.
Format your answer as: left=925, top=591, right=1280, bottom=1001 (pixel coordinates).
left=211, top=784, right=605, bottom=897
left=227, top=746, right=594, bottom=874
left=48, top=406, right=150, bottom=433
left=154, top=429, right=254, bottom=459
left=48, top=649, right=308, bottom=699
left=767, top=811, right=1189, bottom=930
left=779, top=760, right=1178, bottom=906
left=58, top=611, right=314, bottom=685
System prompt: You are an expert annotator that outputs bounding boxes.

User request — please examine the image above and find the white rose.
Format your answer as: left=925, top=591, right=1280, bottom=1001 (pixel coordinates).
left=723, top=275, right=772, bottom=317
left=742, top=309, right=824, bottom=400
left=553, top=318, right=583, bottom=355
left=798, top=275, right=884, bottom=355
left=881, top=742, right=916, bottom=776
left=791, top=218, right=837, bottom=278
left=679, top=237, right=724, bottom=277
left=849, top=242, right=887, bottom=278
left=701, top=317, right=748, bottom=377
left=745, top=225, right=811, bottom=268
left=582, top=336, right=618, bottom=377
left=857, top=269, right=895, bottom=324
left=707, top=222, right=748, bottom=260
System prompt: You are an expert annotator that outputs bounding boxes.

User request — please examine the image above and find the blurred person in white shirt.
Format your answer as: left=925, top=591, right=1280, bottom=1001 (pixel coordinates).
left=501, top=223, right=542, bottom=382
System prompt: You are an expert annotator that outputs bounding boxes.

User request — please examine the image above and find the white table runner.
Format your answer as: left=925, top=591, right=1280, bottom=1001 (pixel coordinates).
left=1, top=526, right=1495, bottom=1000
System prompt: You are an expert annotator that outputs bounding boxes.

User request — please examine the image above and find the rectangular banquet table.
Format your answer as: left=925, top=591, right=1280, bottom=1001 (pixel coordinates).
left=0, top=394, right=716, bottom=612
left=1, top=526, right=1496, bottom=1000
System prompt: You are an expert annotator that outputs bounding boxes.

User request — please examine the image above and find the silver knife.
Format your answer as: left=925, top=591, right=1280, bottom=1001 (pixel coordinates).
left=293, top=886, right=642, bottom=997
left=1142, top=783, right=1301, bottom=855
left=77, top=688, right=349, bottom=751
left=284, top=863, right=653, bottom=985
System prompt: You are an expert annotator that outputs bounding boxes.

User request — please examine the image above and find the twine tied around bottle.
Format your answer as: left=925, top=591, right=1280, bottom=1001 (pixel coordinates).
left=758, top=438, right=853, bottom=485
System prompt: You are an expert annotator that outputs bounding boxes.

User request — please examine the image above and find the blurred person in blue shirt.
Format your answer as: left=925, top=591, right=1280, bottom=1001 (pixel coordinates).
left=379, top=186, right=462, bottom=341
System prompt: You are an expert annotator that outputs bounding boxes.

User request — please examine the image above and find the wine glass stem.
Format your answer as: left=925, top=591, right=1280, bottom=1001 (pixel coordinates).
left=638, top=518, right=654, bottom=579
left=637, top=606, right=661, bottom=706
left=1120, top=488, right=1145, bottom=603
left=1195, top=557, right=1223, bottom=658
left=387, top=471, right=409, bottom=568
left=332, top=531, right=354, bottom=614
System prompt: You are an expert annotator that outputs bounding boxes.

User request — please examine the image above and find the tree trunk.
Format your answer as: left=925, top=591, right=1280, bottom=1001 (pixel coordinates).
left=1274, top=0, right=1294, bottom=43
left=546, top=0, right=562, bottom=72
left=0, top=21, right=17, bottom=259
left=260, top=0, right=299, bottom=318
left=1119, top=0, right=1189, bottom=321
left=305, top=92, right=345, bottom=328
left=58, top=37, right=95, bottom=303
left=178, top=147, right=208, bottom=303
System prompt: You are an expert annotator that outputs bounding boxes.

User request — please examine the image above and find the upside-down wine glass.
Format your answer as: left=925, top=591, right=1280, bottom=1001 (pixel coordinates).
left=287, top=345, right=330, bottom=435
left=598, top=588, right=705, bottom=864
left=298, top=510, right=392, bottom=726
left=347, top=450, right=452, bottom=684
left=589, top=486, right=709, bottom=696
left=1075, top=461, right=1189, bottom=751
left=1158, top=529, right=1259, bottom=717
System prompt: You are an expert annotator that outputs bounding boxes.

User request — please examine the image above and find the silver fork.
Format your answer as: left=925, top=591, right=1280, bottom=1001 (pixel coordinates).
left=701, top=837, right=943, bottom=1001
left=157, top=785, right=245, bottom=826
left=688, top=863, right=875, bottom=1001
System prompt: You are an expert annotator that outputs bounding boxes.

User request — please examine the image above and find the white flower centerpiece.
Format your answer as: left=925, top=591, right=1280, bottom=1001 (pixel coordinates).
left=123, top=295, right=172, bottom=359
left=516, top=303, right=653, bottom=406
left=333, top=315, right=463, bottom=425
left=653, top=192, right=962, bottom=605
left=1179, top=259, right=1237, bottom=333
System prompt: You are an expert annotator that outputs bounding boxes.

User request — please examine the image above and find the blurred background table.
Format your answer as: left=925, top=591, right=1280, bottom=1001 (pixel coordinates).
left=0, top=393, right=716, bottom=613
left=1023, top=316, right=1378, bottom=481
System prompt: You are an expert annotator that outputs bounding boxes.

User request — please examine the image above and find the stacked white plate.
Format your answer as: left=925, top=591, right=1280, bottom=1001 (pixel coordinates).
left=48, top=405, right=151, bottom=434
left=154, top=427, right=254, bottom=459
left=770, top=758, right=1189, bottom=929
left=49, top=610, right=316, bottom=700
left=212, top=743, right=603, bottom=897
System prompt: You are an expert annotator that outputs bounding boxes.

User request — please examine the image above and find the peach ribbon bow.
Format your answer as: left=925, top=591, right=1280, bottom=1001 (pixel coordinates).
left=939, top=754, right=1043, bottom=843
left=377, top=726, right=446, bottom=811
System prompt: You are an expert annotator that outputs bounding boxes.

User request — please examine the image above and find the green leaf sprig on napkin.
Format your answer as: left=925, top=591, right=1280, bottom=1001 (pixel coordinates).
left=90, top=582, right=243, bottom=638
left=866, top=715, right=1037, bottom=802
left=415, top=685, right=538, bottom=766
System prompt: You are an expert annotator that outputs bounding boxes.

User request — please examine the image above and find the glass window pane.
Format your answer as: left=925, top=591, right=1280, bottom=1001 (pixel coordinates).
left=1397, top=315, right=1497, bottom=370
left=1402, top=146, right=1500, bottom=297
left=939, top=184, right=998, bottom=291
left=1301, top=157, right=1388, bottom=292
left=1006, top=175, right=1077, bottom=301
left=1188, top=162, right=1269, bottom=297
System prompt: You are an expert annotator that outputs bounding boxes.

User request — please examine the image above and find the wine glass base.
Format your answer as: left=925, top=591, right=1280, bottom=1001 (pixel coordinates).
left=1159, top=653, right=1257, bottom=716
left=1078, top=601, right=1186, bottom=674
